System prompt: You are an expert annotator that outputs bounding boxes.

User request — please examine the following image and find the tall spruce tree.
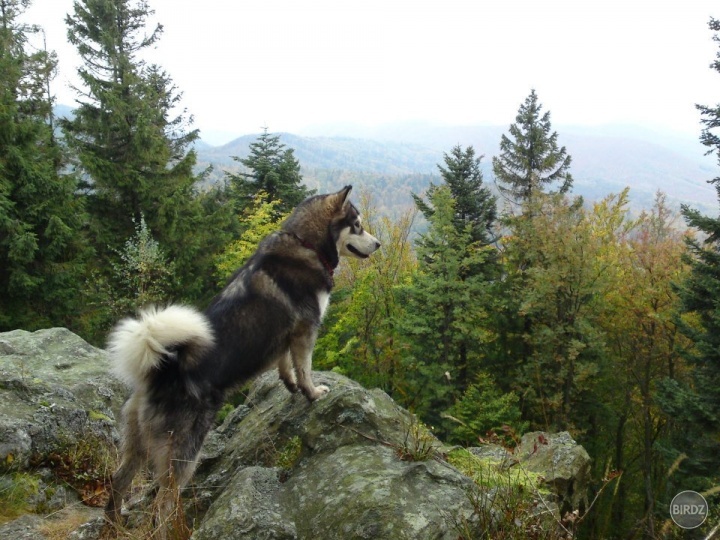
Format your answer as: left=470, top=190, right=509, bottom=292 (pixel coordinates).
left=0, top=0, right=89, bottom=331
left=408, top=146, right=500, bottom=427
left=492, top=91, right=574, bottom=399
left=401, top=186, right=496, bottom=433
left=492, top=89, right=573, bottom=204
left=62, top=0, right=200, bottom=254
left=665, top=16, right=720, bottom=492
left=61, top=0, right=224, bottom=303
left=227, top=128, right=314, bottom=215
left=413, top=144, right=497, bottom=245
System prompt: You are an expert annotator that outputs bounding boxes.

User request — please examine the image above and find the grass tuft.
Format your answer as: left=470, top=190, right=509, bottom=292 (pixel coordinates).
left=396, top=418, right=439, bottom=462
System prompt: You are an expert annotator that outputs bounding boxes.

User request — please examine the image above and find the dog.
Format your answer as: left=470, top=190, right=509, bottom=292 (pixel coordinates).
left=104, top=185, right=380, bottom=531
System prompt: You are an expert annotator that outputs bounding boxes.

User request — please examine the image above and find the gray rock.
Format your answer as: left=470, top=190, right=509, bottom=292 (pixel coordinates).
left=192, top=467, right=297, bottom=540
left=0, top=328, right=125, bottom=468
left=281, top=444, right=473, bottom=539
left=0, top=514, right=47, bottom=539
left=0, top=414, right=33, bottom=468
left=67, top=515, right=107, bottom=540
left=466, top=432, right=591, bottom=513
left=193, top=371, right=477, bottom=540
left=516, top=431, right=591, bottom=512
left=467, top=444, right=512, bottom=462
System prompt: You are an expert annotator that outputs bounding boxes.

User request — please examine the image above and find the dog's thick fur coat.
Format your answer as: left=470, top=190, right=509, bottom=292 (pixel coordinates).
left=104, top=186, right=379, bottom=530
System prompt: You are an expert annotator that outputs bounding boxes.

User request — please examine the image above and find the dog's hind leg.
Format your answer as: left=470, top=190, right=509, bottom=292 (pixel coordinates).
left=150, top=411, right=211, bottom=539
left=151, top=437, right=195, bottom=539
left=290, top=324, right=329, bottom=401
left=105, top=395, right=146, bottom=522
left=278, top=350, right=299, bottom=393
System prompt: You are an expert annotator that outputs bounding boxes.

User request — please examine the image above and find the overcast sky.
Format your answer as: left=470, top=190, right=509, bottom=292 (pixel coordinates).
left=21, top=0, right=720, bottom=145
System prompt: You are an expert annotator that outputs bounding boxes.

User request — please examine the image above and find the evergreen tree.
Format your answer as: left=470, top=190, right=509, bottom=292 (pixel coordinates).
left=413, top=144, right=497, bottom=245
left=492, top=89, right=573, bottom=204
left=62, top=0, right=226, bottom=303
left=227, top=128, right=314, bottom=215
left=665, top=18, right=720, bottom=494
left=445, top=372, right=526, bottom=446
left=401, top=186, right=496, bottom=433
left=405, top=150, right=501, bottom=434
left=62, top=0, right=197, bottom=249
left=0, top=0, right=89, bottom=331
left=492, top=91, right=574, bottom=404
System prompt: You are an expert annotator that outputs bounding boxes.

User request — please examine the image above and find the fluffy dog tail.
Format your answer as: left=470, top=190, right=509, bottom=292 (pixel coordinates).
left=108, top=305, right=215, bottom=389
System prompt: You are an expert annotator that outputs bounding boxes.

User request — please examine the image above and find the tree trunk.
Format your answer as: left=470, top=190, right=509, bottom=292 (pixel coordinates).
left=610, top=396, right=630, bottom=538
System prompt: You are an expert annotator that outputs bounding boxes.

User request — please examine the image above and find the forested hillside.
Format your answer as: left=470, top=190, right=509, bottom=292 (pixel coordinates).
left=195, top=125, right=716, bottom=217
left=2, top=1, right=719, bottom=538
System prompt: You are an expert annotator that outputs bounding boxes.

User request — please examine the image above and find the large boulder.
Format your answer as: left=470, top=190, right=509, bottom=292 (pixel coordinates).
left=0, top=328, right=125, bottom=469
left=192, top=371, right=478, bottom=540
left=0, top=328, right=126, bottom=537
left=515, top=431, right=592, bottom=512
left=467, top=431, right=592, bottom=514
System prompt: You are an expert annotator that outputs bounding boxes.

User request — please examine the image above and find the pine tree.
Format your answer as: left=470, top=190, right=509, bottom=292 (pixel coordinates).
left=0, top=0, right=89, bottom=331
left=492, top=89, right=573, bottom=204
left=61, top=0, right=227, bottom=303
left=445, top=372, right=526, bottom=446
left=492, top=91, right=574, bottom=407
left=413, top=144, right=497, bottom=245
left=227, top=128, right=314, bottom=215
left=664, top=18, right=720, bottom=494
left=401, top=186, right=496, bottom=433
left=62, top=0, right=200, bottom=254
left=406, top=150, right=500, bottom=433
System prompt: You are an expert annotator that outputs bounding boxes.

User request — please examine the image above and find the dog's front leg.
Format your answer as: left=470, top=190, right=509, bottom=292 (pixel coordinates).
left=289, top=324, right=329, bottom=401
left=278, top=350, right=299, bottom=393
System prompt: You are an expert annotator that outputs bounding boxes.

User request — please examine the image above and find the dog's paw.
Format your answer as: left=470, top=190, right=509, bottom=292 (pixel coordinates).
left=314, top=384, right=330, bottom=398
left=303, top=384, right=330, bottom=402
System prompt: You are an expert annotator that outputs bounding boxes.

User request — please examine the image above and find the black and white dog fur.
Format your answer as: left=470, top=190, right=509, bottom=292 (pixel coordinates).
left=104, top=186, right=380, bottom=531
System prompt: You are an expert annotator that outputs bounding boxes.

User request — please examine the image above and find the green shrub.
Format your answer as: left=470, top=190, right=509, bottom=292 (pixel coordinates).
left=444, top=372, right=527, bottom=446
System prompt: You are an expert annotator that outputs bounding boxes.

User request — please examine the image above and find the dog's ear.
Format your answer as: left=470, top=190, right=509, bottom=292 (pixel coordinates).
left=330, top=185, right=352, bottom=209
left=339, top=185, right=352, bottom=204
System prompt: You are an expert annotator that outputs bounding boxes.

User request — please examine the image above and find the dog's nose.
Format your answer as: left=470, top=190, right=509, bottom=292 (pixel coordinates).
left=375, top=241, right=381, bottom=250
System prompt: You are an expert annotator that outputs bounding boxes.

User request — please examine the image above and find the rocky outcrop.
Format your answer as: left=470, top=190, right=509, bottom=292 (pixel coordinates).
left=515, top=431, right=592, bottom=512
left=0, top=328, right=592, bottom=539
left=191, top=371, right=477, bottom=539
left=0, top=328, right=124, bottom=469
left=467, top=431, right=592, bottom=514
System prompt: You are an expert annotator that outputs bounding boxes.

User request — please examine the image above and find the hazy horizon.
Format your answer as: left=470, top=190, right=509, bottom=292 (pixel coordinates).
left=23, top=0, right=720, bottom=147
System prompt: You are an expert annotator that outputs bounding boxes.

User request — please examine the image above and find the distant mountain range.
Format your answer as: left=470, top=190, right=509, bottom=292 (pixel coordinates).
left=51, top=104, right=718, bottom=217
left=196, top=122, right=718, bottom=217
